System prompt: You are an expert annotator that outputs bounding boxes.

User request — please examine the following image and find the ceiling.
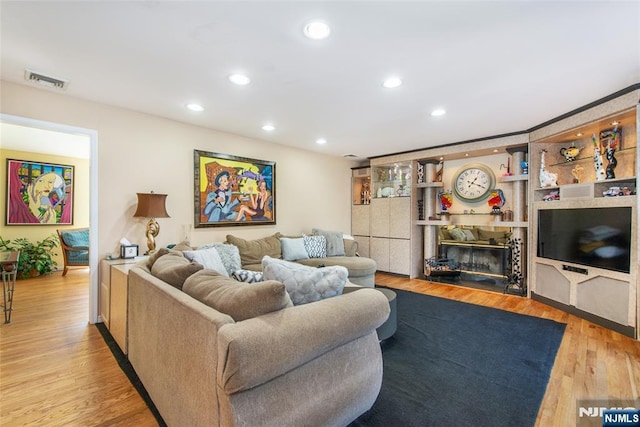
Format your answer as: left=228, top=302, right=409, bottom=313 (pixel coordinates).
left=1, top=1, right=638, bottom=160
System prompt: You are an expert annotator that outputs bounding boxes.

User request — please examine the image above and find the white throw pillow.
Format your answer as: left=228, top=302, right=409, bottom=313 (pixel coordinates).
left=183, top=247, right=229, bottom=277
left=197, top=242, right=242, bottom=275
left=280, top=237, right=310, bottom=261
left=262, top=256, right=347, bottom=305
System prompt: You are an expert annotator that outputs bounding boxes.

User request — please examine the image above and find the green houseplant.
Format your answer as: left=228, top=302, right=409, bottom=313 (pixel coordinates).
left=0, top=234, right=59, bottom=279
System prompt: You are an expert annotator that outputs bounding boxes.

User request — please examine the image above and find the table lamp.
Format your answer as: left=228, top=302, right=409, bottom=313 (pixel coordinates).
left=133, top=192, right=170, bottom=254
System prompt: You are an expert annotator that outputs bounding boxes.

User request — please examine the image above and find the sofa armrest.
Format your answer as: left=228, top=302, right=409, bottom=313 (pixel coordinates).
left=217, top=288, right=389, bottom=394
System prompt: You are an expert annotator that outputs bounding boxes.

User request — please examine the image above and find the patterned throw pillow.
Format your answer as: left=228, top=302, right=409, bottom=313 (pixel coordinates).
left=303, top=234, right=326, bottom=258
left=262, top=256, right=347, bottom=305
left=232, top=269, right=264, bottom=283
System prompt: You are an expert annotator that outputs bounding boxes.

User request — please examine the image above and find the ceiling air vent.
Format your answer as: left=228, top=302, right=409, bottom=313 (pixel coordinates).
left=24, top=69, right=69, bottom=90
left=343, top=154, right=358, bottom=158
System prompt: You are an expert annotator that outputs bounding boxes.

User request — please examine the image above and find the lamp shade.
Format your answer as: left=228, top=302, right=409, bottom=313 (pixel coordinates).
left=133, top=193, right=170, bottom=218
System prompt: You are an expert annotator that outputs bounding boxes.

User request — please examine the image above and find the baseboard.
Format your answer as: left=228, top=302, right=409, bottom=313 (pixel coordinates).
left=531, top=292, right=636, bottom=339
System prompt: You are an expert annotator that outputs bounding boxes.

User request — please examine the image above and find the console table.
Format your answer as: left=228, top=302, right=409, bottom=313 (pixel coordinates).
left=1, top=251, right=19, bottom=324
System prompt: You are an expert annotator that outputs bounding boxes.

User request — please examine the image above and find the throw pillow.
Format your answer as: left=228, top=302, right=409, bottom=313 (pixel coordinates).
left=280, top=237, right=310, bottom=261
left=146, top=247, right=183, bottom=270
left=262, top=256, right=347, bottom=305
left=231, top=269, right=264, bottom=283
left=183, top=247, right=229, bottom=277
left=461, top=229, right=476, bottom=241
left=303, top=234, right=327, bottom=258
left=449, top=227, right=467, bottom=241
left=183, top=270, right=292, bottom=321
left=150, top=253, right=204, bottom=290
left=197, top=243, right=242, bottom=275
left=312, top=228, right=345, bottom=257
left=226, top=234, right=282, bottom=267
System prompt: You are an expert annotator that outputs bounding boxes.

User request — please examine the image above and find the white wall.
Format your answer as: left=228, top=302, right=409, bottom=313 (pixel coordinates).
left=0, top=81, right=355, bottom=258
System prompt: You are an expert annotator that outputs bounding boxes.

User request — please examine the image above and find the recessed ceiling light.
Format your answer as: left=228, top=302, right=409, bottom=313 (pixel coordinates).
left=431, top=108, right=446, bottom=117
left=186, top=103, right=204, bottom=112
left=465, top=153, right=469, bottom=157
left=439, top=156, right=444, bottom=160
left=262, top=124, right=275, bottom=132
left=229, top=74, right=250, bottom=85
left=383, top=77, right=402, bottom=89
left=304, top=21, right=331, bottom=40
left=316, top=138, right=327, bottom=145
left=576, top=132, right=583, bottom=137
left=493, top=149, right=499, bottom=153
left=611, top=121, right=620, bottom=126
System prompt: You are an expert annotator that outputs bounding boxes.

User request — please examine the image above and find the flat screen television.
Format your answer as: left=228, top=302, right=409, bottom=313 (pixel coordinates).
left=537, top=207, right=632, bottom=273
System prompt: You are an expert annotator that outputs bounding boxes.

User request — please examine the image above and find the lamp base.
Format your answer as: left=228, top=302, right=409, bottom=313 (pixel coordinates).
left=145, top=217, right=160, bottom=254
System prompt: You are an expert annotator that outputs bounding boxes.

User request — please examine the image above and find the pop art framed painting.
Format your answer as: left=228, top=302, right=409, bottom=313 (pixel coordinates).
left=6, top=159, right=74, bottom=225
left=194, top=150, right=275, bottom=228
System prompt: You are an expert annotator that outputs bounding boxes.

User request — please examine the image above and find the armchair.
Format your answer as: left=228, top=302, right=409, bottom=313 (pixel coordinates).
left=57, top=228, right=89, bottom=275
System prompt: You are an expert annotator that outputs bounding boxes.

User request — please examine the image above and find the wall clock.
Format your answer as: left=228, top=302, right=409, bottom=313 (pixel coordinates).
left=452, top=163, right=496, bottom=202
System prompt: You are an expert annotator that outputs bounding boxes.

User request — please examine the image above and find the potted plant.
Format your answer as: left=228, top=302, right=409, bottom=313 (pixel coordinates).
left=0, top=234, right=59, bottom=279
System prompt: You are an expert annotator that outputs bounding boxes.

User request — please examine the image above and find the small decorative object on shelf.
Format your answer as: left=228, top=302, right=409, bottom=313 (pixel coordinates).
left=600, top=127, right=620, bottom=179
left=591, top=133, right=607, bottom=181
left=502, top=209, right=514, bottom=222
left=361, top=182, right=371, bottom=204
left=487, top=189, right=506, bottom=217
left=521, top=161, right=528, bottom=175
left=416, top=162, right=424, bottom=184
left=504, top=237, right=525, bottom=296
left=500, top=158, right=512, bottom=176
left=571, top=164, right=584, bottom=183
left=438, top=190, right=453, bottom=214
left=542, top=190, right=560, bottom=201
left=539, top=149, right=558, bottom=187
left=602, top=186, right=633, bottom=197
left=434, top=161, right=444, bottom=182
left=417, top=199, right=424, bottom=220
left=559, top=143, right=581, bottom=162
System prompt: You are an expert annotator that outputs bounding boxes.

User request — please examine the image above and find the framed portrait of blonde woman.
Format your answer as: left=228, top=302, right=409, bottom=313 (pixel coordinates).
left=5, top=159, right=75, bottom=225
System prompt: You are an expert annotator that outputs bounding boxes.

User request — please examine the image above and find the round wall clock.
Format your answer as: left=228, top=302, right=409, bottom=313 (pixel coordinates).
left=452, top=163, right=496, bottom=202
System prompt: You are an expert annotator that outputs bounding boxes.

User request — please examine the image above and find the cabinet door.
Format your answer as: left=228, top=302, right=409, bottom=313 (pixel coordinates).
left=352, top=205, right=370, bottom=236
left=370, top=237, right=390, bottom=272
left=110, top=266, right=129, bottom=354
left=99, top=260, right=111, bottom=327
left=389, top=197, right=411, bottom=239
left=389, top=238, right=411, bottom=275
left=370, top=198, right=390, bottom=237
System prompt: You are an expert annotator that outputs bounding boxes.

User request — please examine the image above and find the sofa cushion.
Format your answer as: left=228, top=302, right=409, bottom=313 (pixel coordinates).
left=297, top=256, right=376, bottom=278
left=227, top=234, right=282, bottom=267
left=461, top=229, right=475, bottom=241
left=183, top=247, right=229, bottom=277
left=151, top=252, right=204, bottom=290
left=312, top=228, right=345, bottom=257
left=231, top=269, right=264, bottom=283
left=478, top=229, right=510, bottom=244
left=182, top=269, right=292, bottom=321
left=449, top=227, right=467, bottom=241
left=197, top=243, right=241, bottom=275
left=61, top=228, right=89, bottom=248
left=303, top=234, right=326, bottom=258
left=147, top=247, right=185, bottom=269
left=262, top=256, right=347, bottom=305
left=172, top=240, right=194, bottom=251
left=280, top=237, right=310, bottom=261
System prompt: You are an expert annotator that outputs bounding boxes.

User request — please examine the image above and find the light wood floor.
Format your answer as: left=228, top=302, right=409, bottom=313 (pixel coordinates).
left=1, top=271, right=638, bottom=426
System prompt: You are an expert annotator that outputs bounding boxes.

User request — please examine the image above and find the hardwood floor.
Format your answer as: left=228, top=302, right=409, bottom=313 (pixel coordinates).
left=1, top=270, right=638, bottom=426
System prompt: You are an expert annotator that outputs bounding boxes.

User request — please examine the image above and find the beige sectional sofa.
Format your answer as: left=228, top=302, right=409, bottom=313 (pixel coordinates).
left=127, top=252, right=390, bottom=426
left=225, top=232, right=377, bottom=287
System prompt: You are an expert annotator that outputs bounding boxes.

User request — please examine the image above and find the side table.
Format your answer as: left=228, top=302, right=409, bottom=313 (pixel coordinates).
left=1, top=251, right=19, bottom=324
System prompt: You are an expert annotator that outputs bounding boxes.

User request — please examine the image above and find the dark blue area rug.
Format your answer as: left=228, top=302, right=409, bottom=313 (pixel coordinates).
left=350, top=288, right=566, bottom=427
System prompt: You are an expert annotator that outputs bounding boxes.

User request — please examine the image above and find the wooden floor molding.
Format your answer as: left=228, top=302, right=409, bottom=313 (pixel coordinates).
left=1, top=270, right=638, bottom=426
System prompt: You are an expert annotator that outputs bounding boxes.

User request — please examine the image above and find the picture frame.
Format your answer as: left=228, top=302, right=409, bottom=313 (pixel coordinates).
left=194, top=150, right=275, bottom=228
left=5, top=159, right=75, bottom=225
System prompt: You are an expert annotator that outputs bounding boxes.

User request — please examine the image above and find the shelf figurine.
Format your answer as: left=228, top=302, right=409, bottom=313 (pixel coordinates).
left=559, top=143, right=581, bottom=162
left=591, top=133, right=606, bottom=181
left=438, top=190, right=453, bottom=215
left=600, top=127, right=619, bottom=180
left=539, top=149, right=558, bottom=188
left=487, top=189, right=506, bottom=215
left=571, top=164, right=584, bottom=183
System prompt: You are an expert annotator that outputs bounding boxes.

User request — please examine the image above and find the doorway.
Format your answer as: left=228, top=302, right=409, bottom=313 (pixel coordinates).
left=0, top=113, right=99, bottom=323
